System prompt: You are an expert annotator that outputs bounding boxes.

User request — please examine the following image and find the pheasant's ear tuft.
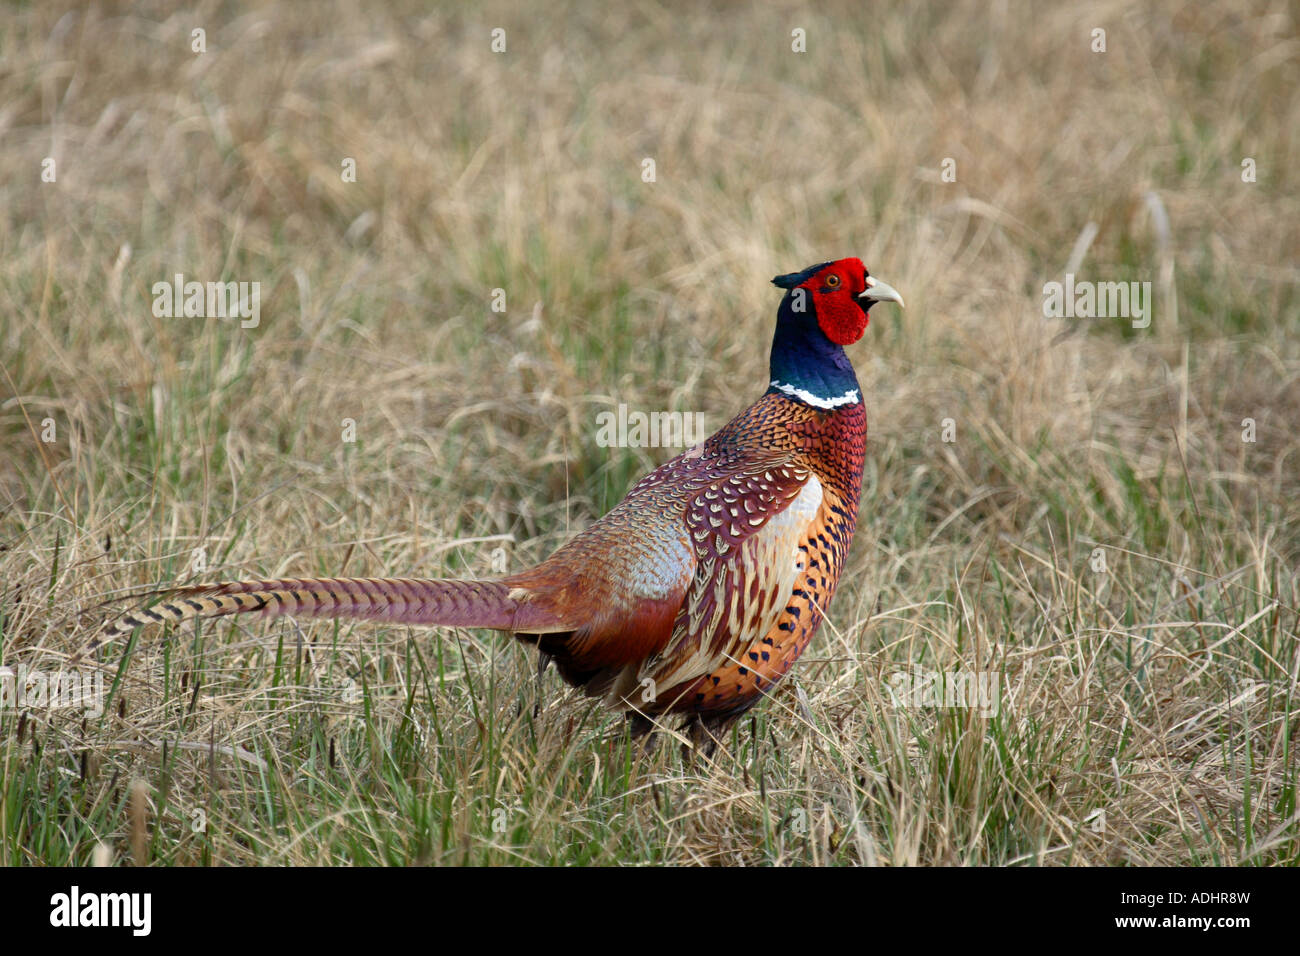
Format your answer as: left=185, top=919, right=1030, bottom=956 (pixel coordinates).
left=772, top=261, right=834, bottom=289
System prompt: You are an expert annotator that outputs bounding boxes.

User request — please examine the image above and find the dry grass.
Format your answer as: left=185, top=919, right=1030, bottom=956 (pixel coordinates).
left=1, top=0, right=1297, bottom=865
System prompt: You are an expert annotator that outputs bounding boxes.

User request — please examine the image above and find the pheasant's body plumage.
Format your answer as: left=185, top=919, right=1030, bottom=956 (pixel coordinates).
left=508, top=390, right=866, bottom=721
left=86, top=258, right=902, bottom=745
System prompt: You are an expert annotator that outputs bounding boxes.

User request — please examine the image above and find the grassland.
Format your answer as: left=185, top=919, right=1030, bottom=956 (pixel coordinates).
left=1, top=0, right=1297, bottom=865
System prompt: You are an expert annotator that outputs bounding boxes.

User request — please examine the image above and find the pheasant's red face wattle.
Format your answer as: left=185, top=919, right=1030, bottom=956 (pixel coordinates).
left=796, top=258, right=872, bottom=346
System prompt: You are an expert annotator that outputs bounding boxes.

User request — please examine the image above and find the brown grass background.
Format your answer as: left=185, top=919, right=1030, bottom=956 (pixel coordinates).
left=1, top=1, right=1297, bottom=865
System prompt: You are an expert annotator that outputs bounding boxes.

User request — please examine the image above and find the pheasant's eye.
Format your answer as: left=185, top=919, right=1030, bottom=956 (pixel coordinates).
left=825, top=274, right=840, bottom=288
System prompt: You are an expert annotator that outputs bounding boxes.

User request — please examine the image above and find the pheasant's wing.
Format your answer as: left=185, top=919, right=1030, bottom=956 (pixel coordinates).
left=509, top=429, right=817, bottom=700
left=641, top=458, right=822, bottom=700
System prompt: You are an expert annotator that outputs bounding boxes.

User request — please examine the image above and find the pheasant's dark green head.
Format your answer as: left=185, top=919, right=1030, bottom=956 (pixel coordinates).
left=767, top=258, right=903, bottom=409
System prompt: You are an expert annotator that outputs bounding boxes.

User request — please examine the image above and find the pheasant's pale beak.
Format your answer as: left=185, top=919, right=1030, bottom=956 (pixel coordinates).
left=859, top=277, right=905, bottom=309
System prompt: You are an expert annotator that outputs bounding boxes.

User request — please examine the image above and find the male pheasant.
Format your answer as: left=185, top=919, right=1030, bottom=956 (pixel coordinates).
left=85, top=258, right=903, bottom=748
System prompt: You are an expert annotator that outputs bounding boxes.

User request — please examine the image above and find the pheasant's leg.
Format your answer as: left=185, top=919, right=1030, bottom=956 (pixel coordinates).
left=680, top=714, right=727, bottom=762
left=534, top=650, right=552, bottom=718
left=626, top=710, right=661, bottom=757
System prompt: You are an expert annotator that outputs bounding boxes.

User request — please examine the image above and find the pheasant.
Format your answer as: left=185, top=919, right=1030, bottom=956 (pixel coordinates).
left=84, top=258, right=903, bottom=749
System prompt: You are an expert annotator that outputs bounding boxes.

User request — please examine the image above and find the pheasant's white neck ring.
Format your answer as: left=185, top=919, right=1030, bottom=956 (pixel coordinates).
left=770, top=380, right=860, bottom=410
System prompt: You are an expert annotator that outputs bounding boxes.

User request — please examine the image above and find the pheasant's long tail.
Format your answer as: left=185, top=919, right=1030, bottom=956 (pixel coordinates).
left=77, top=576, right=568, bottom=661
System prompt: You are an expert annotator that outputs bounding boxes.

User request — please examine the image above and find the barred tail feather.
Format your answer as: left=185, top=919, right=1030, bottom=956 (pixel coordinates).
left=79, top=576, right=568, bottom=660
